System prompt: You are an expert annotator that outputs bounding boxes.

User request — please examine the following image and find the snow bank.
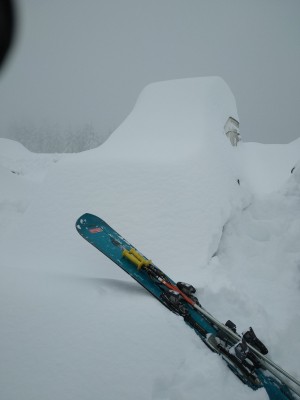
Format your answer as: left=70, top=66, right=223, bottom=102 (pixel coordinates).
left=0, top=138, right=63, bottom=182
left=204, top=160, right=300, bottom=383
left=236, top=138, right=300, bottom=195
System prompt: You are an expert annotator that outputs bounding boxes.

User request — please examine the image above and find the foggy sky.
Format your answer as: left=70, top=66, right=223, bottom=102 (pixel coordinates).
left=1, top=0, right=300, bottom=144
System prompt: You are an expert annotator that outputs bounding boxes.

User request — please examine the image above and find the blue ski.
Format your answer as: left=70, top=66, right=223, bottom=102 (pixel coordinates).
left=76, top=213, right=299, bottom=400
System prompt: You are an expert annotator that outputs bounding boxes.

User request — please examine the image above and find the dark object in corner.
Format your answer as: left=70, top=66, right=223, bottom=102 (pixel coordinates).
left=0, top=0, right=16, bottom=70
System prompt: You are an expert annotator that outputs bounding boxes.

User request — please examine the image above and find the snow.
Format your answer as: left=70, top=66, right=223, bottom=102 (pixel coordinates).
left=0, top=77, right=299, bottom=400
left=236, top=140, right=300, bottom=196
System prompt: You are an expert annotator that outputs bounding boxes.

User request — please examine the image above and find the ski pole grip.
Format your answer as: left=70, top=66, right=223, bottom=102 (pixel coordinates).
left=122, top=248, right=151, bottom=270
left=129, top=249, right=152, bottom=268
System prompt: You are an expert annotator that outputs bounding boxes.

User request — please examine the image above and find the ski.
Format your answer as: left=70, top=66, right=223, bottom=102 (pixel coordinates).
left=76, top=213, right=300, bottom=400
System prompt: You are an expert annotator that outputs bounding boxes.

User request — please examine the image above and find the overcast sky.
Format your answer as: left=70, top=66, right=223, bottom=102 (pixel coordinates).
left=1, top=0, right=300, bottom=145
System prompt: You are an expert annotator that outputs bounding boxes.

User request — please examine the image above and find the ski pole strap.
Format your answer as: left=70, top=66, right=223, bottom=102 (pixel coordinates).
left=122, top=248, right=152, bottom=270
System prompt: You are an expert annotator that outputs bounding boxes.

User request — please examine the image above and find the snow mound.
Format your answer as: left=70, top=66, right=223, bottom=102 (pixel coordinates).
left=0, top=137, right=63, bottom=182
left=236, top=138, right=300, bottom=195
left=0, top=137, right=32, bottom=157
left=105, top=77, right=238, bottom=157
left=75, top=77, right=250, bottom=271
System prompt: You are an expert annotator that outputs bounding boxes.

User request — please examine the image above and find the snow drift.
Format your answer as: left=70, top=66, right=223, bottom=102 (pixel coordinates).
left=0, top=77, right=299, bottom=400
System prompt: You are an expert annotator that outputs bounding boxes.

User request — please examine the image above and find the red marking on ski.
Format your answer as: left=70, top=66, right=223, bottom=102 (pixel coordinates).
left=89, top=227, right=103, bottom=234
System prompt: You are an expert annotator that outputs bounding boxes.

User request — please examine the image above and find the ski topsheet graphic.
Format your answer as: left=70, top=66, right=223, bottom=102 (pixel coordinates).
left=76, top=213, right=300, bottom=400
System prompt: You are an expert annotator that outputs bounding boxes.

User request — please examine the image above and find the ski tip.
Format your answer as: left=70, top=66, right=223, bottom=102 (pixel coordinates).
left=75, top=213, right=92, bottom=231
left=75, top=213, right=107, bottom=234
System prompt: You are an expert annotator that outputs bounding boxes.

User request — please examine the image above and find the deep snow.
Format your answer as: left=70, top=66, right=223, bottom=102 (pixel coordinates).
left=0, top=77, right=299, bottom=400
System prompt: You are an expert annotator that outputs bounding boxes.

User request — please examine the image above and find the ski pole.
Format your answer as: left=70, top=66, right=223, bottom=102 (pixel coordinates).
left=153, top=271, right=300, bottom=397
left=190, top=301, right=300, bottom=397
